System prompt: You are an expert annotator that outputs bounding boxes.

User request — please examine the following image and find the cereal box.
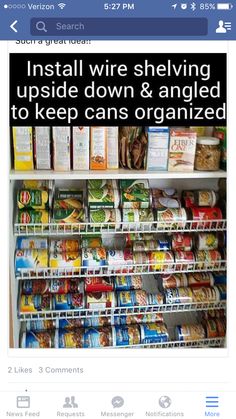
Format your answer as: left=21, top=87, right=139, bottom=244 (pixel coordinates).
left=52, top=127, right=71, bottom=171
left=168, top=128, right=197, bottom=171
left=90, top=127, right=107, bottom=170
left=107, top=127, right=119, bottom=169
left=34, top=127, right=51, bottom=170
left=72, top=126, right=90, bottom=170
left=13, top=127, right=34, bottom=170
left=146, top=127, right=169, bottom=171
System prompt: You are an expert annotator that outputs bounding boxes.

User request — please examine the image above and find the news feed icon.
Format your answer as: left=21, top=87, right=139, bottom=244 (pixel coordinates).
left=16, top=396, right=30, bottom=409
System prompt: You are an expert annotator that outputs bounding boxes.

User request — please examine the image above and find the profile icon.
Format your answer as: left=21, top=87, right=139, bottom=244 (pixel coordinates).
left=63, top=397, right=72, bottom=408
left=216, top=20, right=226, bottom=33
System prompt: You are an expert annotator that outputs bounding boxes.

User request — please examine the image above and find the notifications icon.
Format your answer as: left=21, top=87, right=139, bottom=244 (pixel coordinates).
left=111, top=396, right=124, bottom=409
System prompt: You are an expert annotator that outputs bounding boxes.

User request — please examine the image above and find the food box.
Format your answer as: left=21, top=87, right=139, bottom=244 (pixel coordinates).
left=146, top=127, right=169, bottom=171
left=52, top=127, right=71, bottom=171
left=72, top=126, right=90, bottom=170
left=90, top=127, right=107, bottom=170
left=13, top=127, right=34, bottom=170
left=34, top=127, right=51, bottom=170
left=107, top=127, right=119, bottom=169
left=168, top=128, right=197, bottom=172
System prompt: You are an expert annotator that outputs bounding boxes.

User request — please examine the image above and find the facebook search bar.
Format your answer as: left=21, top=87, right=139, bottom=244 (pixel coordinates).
left=30, top=18, right=208, bottom=37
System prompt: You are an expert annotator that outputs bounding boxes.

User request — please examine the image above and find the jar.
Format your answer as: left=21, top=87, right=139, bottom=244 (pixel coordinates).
left=194, top=137, right=221, bottom=171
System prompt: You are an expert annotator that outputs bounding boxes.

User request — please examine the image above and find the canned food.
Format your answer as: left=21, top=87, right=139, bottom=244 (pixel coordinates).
left=195, top=233, right=219, bottom=251
left=182, top=190, right=217, bottom=208
left=187, top=272, right=214, bottom=288
left=107, top=249, right=134, bottom=273
left=88, top=187, right=120, bottom=209
left=116, top=290, right=149, bottom=307
left=83, top=327, right=113, bottom=348
left=56, top=189, right=83, bottom=201
left=204, top=320, right=218, bottom=338
left=215, top=318, right=226, bottom=337
left=82, top=248, right=107, bottom=271
left=112, top=325, right=140, bottom=346
left=53, top=197, right=83, bottom=210
left=20, top=295, right=52, bottom=313
left=16, top=237, right=48, bottom=250
left=120, top=188, right=151, bottom=209
left=133, top=239, right=170, bottom=252
left=15, top=249, right=48, bottom=275
left=81, top=236, right=102, bottom=249
left=86, top=292, right=116, bottom=309
left=22, top=278, right=81, bottom=295
left=119, top=179, right=149, bottom=191
left=133, top=252, right=149, bottom=272
left=89, top=208, right=121, bottom=229
left=58, top=329, right=83, bottom=348
left=201, top=310, right=225, bottom=320
left=171, top=234, right=193, bottom=251
left=26, top=320, right=57, bottom=331
left=21, top=331, right=56, bottom=348
left=114, top=275, right=143, bottom=291
left=49, top=239, right=80, bottom=253
left=17, top=209, right=50, bottom=225
left=161, top=273, right=188, bottom=289
left=140, top=323, right=169, bottom=344
left=176, top=324, right=206, bottom=341
left=213, top=272, right=226, bottom=285
left=195, top=250, right=222, bottom=269
left=156, top=208, right=187, bottom=229
left=88, top=179, right=118, bottom=189
left=149, top=251, right=174, bottom=271
left=191, top=286, right=220, bottom=303
left=151, top=188, right=179, bottom=210
left=49, top=251, right=81, bottom=270
left=58, top=319, right=84, bottom=329
left=164, top=287, right=193, bottom=304
left=174, top=250, right=195, bottom=270
left=148, top=293, right=164, bottom=305
left=52, top=293, right=84, bottom=310
left=117, top=313, right=164, bottom=325
left=125, top=233, right=156, bottom=246
left=216, top=284, right=226, bottom=300
left=84, top=277, right=114, bottom=293
left=53, top=208, right=85, bottom=224
left=84, top=317, right=112, bottom=327
left=122, top=208, right=154, bottom=229
left=189, top=207, right=222, bottom=229
left=17, top=189, right=50, bottom=210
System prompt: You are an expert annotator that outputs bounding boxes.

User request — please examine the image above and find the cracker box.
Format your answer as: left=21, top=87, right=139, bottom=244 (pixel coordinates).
left=13, top=127, right=34, bottom=171
left=34, top=127, right=51, bottom=170
left=146, top=127, right=169, bottom=171
left=90, top=127, right=107, bottom=170
left=52, top=127, right=71, bottom=171
left=107, top=127, right=119, bottom=169
left=72, top=127, right=90, bottom=170
left=168, top=128, right=197, bottom=172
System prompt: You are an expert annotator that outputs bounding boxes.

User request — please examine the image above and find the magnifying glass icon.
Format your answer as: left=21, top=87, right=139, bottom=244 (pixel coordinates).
left=36, top=21, right=47, bottom=32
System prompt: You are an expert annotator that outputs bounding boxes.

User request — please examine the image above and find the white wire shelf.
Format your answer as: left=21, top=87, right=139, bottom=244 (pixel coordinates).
left=14, top=218, right=227, bottom=236
left=108, top=337, right=225, bottom=349
left=18, top=301, right=226, bottom=321
left=15, top=260, right=227, bottom=280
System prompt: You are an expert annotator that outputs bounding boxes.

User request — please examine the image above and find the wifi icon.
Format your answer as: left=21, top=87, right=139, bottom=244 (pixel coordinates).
left=58, top=2, right=66, bottom=9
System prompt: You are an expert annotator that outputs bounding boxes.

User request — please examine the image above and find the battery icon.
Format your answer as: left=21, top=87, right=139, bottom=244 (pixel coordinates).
left=217, top=3, right=233, bottom=10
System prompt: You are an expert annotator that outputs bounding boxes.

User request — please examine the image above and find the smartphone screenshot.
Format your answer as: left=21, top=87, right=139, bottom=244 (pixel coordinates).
left=0, top=1, right=235, bottom=417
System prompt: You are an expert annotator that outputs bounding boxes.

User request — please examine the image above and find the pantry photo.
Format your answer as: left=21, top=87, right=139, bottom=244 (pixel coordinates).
left=9, top=125, right=227, bottom=349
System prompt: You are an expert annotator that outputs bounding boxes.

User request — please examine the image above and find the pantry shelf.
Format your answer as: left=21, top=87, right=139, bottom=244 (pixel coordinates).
left=18, top=301, right=226, bottom=321
left=108, top=337, right=225, bottom=349
left=15, top=260, right=227, bottom=280
left=10, top=169, right=227, bottom=181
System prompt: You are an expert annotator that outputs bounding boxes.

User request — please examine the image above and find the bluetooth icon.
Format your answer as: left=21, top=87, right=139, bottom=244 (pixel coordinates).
left=190, top=2, right=197, bottom=11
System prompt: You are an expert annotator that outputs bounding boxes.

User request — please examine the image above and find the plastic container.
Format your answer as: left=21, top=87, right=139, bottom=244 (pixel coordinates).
left=194, top=137, right=221, bottom=171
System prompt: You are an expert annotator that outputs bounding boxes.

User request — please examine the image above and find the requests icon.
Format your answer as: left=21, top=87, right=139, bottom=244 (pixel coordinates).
left=111, top=396, right=124, bottom=409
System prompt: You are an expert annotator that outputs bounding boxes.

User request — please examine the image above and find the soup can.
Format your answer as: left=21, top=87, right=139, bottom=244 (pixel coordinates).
left=20, top=294, right=52, bottom=313
left=58, top=329, right=83, bottom=348
left=21, top=330, right=56, bottom=348
left=161, top=273, right=188, bottom=289
left=171, top=234, right=193, bottom=251
left=112, top=325, right=141, bottom=346
left=164, top=288, right=193, bottom=304
left=26, top=320, right=56, bottom=332
left=174, top=250, right=195, bottom=270
left=156, top=208, right=187, bottom=229
left=114, top=275, right=143, bottom=291
left=194, top=233, right=219, bottom=251
left=116, top=290, right=149, bottom=307
left=50, top=239, right=80, bottom=253
left=140, top=323, right=169, bottom=344
left=149, top=251, right=174, bottom=271
left=107, top=249, right=133, bottom=274
left=187, top=272, right=214, bottom=288
left=83, top=327, right=113, bottom=348
left=84, top=277, right=114, bottom=293
left=195, top=250, right=222, bottom=269
left=86, top=292, right=116, bottom=309
left=52, top=293, right=84, bottom=311
left=191, top=286, right=220, bottom=303
left=189, top=207, right=222, bottom=229
left=58, top=319, right=84, bottom=329
left=82, top=248, right=107, bottom=271
left=16, top=237, right=48, bottom=250
left=176, top=324, right=206, bottom=341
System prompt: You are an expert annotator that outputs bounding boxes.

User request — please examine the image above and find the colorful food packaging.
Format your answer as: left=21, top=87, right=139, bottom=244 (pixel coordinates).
left=53, top=197, right=84, bottom=210
left=83, top=317, right=112, bottom=327
left=112, top=325, right=141, bottom=346
left=49, top=239, right=80, bottom=253
left=187, top=272, right=214, bottom=288
left=82, top=247, right=107, bottom=270
left=83, top=327, right=113, bottom=348
left=89, top=209, right=121, bottom=229
left=81, top=236, right=102, bottom=249
left=49, top=251, right=81, bottom=270
left=90, top=127, right=107, bottom=170
left=216, top=284, right=227, bottom=300
left=52, top=293, right=84, bottom=310
left=16, top=237, right=48, bottom=250
left=174, top=250, right=195, bottom=270
left=13, top=127, right=34, bottom=171
left=107, top=249, right=134, bottom=273
left=88, top=187, right=120, bottom=209
left=86, top=292, right=116, bottom=309
left=204, top=320, right=218, bottom=339
left=26, top=320, right=57, bottom=332
left=17, top=189, right=50, bottom=210
left=195, top=250, right=222, bottom=269
left=147, top=293, right=164, bottom=305
left=146, top=126, right=169, bottom=171
left=22, top=279, right=81, bottom=295
left=120, top=188, right=151, bottom=209
left=21, top=331, right=56, bottom=348
left=168, top=128, right=197, bottom=171
left=133, top=251, right=149, bottom=272
left=119, top=127, right=147, bottom=169
left=88, top=179, right=118, bottom=189
left=149, top=251, right=174, bottom=271
left=114, top=275, right=143, bottom=291
left=119, top=179, right=149, bottom=191
left=176, top=324, right=206, bottom=341
left=182, top=190, right=218, bottom=208
left=215, top=318, right=226, bottom=337
left=20, top=295, right=52, bottom=313
left=214, top=126, right=227, bottom=170
left=52, top=208, right=85, bottom=225
left=194, top=233, right=219, bottom=251
left=72, top=126, right=90, bottom=170
left=191, top=286, right=220, bottom=303
left=213, top=272, right=226, bottom=285
left=140, top=323, right=169, bottom=343
left=133, top=239, right=169, bottom=252
left=107, top=127, right=119, bottom=169
left=171, top=234, right=193, bottom=251
left=161, top=273, right=188, bottom=289
left=116, top=290, right=149, bottom=307
left=156, top=208, right=187, bottom=229
left=164, top=287, right=193, bottom=304
left=117, top=313, right=164, bottom=325
left=52, top=127, right=71, bottom=171
left=122, top=208, right=154, bottom=230
left=34, top=127, right=51, bottom=170
left=58, top=319, right=84, bottom=329
left=15, top=249, right=48, bottom=275
left=17, top=209, right=50, bottom=225
left=58, top=329, right=83, bottom=348
left=84, top=277, right=114, bottom=293
left=189, top=207, right=223, bottom=229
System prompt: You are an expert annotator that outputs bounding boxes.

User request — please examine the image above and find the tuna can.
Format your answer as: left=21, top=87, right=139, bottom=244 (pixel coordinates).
left=107, top=249, right=134, bottom=274
left=49, top=239, right=80, bottom=253
left=176, top=324, right=206, bottom=341
left=58, top=329, right=83, bottom=348
left=21, top=330, right=56, bottom=348
left=192, top=286, right=220, bottom=303
left=83, top=327, right=113, bottom=348
left=164, top=287, right=193, bottom=304
left=148, top=251, right=174, bottom=271
left=86, top=292, right=116, bottom=309
left=17, top=188, right=50, bottom=210
left=26, top=320, right=57, bottom=332
left=89, top=208, right=121, bottom=229
left=194, top=233, right=219, bottom=251
left=114, top=275, right=143, bottom=291
left=84, top=277, right=114, bottom=293
left=52, top=293, right=84, bottom=310
left=216, top=284, right=226, bottom=300
left=49, top=251, right=81, bottom=271
left=188, top=207, right=222, bottom=229
left=58, top=319, right=84, bottom=329
left=161, top=273, right=188, bottom=289
left=156, top=208, right=187, bottom=229
left=16, top=237, right=48, bottom=250
left=15, top=249, right=48, bottom=275
left=140, top=323, right=169, bottom=344
left=112, top=325, right=141, bottom=346
left=116, top=290, right=149, bottom=307
left=195, top=250, right=222, bottom=269
left=187, top=272, right=214, bottom=288
left=171, top=234, right=193, bottom=251
left=20, top=294, right=52, bottom=313
left=82, top=247, right=107, bottom=272
left=174, top=250, right=195, bottom=270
